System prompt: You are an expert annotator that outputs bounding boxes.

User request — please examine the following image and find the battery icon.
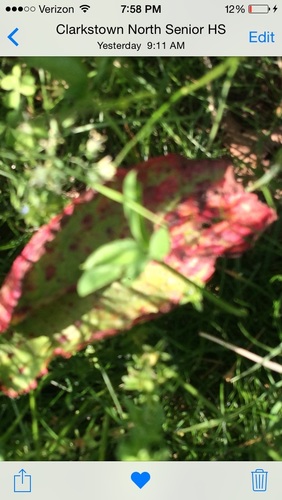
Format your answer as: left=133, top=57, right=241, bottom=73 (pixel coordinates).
left=248, top=4, right=270, bottom=13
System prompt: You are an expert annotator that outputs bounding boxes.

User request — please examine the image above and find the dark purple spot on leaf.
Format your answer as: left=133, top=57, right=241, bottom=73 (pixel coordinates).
left=82, top=214, right=93, bottom=229
left=45, top=265, right=56, bottom=281
left=45, top=243, right=54, bottom=254
left=69, top=242, right=78, bottom=251
left=60, top=215, right=70, bottom=227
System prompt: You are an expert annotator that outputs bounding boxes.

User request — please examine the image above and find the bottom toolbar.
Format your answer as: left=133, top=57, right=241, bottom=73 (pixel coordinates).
left=0, top=462, right=280, bottom=499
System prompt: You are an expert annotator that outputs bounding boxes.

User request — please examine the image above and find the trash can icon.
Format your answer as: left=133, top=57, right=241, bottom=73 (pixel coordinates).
left=251, top=469, right=268, bottom=492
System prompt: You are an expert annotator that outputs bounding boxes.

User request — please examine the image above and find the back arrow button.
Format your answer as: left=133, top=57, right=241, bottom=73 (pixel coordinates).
left=8, top=28, right=19, bottom=46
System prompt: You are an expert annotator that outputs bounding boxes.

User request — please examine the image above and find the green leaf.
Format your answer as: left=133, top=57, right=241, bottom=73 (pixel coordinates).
left=122, top=256, right=148, bottom=283
left=77, top=265, right=123, bottom=297
left=79, top=238, right=148, bottom=297
left=81, top=238, right=144, bottom=270
left=12, top=65, right=21, bottom=79
left=19, top=80, right=36, bottom=96
left=123, top=170, right=150, bottom=248
left=23, top=57, right=89, bottom=98
left=0, top=168, right=17, bottom=182
left=6, top=90, right=20, bottom=110
left=0, top=75, right=18, bottom=91
left=149, top=227, right=171, bottom=261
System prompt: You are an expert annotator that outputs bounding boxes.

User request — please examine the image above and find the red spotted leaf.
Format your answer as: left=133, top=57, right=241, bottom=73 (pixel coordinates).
left=0, top=154, right=277, bottom=397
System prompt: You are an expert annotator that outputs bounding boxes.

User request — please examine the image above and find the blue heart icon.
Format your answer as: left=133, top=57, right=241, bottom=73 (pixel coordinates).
left=131, top=471, right=151, bottom=489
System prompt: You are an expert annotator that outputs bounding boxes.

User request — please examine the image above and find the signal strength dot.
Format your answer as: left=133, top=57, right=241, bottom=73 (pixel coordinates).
left=6, top=6, right=24, bottom=11
left=79, top=4, right=90, bottom=12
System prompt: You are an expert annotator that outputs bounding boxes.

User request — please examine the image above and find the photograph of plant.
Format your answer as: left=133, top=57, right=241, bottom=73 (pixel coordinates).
left=0, top=56, right=281, bottom=460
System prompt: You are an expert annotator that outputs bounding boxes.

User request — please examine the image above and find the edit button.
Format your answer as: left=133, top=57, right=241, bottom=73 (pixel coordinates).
left=249, top=31, right=275, bottom=43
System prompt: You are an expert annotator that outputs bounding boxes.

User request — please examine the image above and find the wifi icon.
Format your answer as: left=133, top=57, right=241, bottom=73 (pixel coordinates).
left=79, top=4, right=90, bottom=12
